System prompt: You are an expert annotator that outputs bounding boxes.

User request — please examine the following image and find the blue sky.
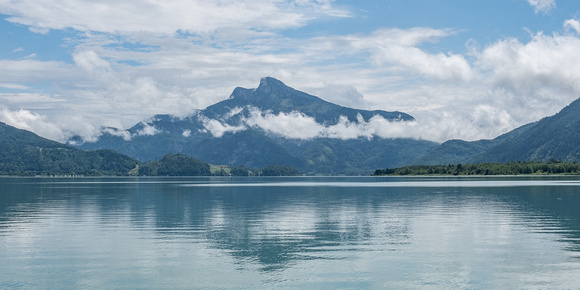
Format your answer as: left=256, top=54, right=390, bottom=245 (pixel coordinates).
left=1, top=0, right=580, bottom=142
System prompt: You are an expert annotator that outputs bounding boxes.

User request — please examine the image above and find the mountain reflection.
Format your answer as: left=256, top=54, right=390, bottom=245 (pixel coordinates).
left=122, top=181, right=417, bottom=272
left=1, top=177, right=580, bottom=273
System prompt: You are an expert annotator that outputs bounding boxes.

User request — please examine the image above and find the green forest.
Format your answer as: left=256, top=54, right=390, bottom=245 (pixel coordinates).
left=136, top=153, right=301, bottom=177
left=372, top=160, right=580, bottom=176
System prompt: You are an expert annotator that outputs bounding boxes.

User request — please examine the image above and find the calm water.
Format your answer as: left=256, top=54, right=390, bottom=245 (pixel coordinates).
left=1, top=176, right=580, bottom=288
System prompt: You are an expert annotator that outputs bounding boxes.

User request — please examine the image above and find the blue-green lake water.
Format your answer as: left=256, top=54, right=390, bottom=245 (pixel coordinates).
left=1, top=176, right=580, bottom=288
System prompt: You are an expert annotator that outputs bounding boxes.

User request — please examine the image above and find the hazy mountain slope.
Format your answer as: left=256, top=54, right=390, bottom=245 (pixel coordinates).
left=412, top=122, right=537, bottom=165
left=189, top=130, right=304, bottom=169
left=294, top=138, right=438, bottom=175
left=412, top=97, right=580, bottom=165
left=0, top=122, right=138, bottom=175
left=472, top=98, right=580, bottom=163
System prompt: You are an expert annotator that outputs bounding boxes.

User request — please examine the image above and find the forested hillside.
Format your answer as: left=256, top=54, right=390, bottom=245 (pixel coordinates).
left=0, top=122, right=138, bottom=176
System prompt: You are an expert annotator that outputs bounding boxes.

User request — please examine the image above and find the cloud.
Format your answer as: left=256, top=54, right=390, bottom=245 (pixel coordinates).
left=73, top=50, right=111, bottom=74
left=200, top=116, right=246, bottom=138
left=239, top=105, right=518, bottom=142
left=0, top=59, right=75, bottom=83
left=526, top=0, right=556, bottom=14
left=135, top=122, right=161, bottom=136
left=243, top=108, right=323, bottom=139
left=101, top=127, right=132, bottom=141
left=0, top=83, right=31, bottom=90
left=0, top=106, right=66, bottom=141
left=304, top=27, right=474, bottom=82
left=0, top=0, right=350, bottom=35
left=477, top=32, right=580, bottom=95
left=564, top=19, right=580, bottom=34
left=315, top=84, right=367, bottom=109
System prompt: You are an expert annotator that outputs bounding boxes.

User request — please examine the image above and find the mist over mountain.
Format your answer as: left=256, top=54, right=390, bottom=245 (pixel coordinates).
left=73, top=77, right=436, bottom=174
left=70, top=77, right=580, bottom=173
left=415, top=97, right=580, bottom=165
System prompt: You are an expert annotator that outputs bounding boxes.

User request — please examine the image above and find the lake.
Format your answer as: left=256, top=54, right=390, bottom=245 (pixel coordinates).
left=1, top=176, right=580, bottom=288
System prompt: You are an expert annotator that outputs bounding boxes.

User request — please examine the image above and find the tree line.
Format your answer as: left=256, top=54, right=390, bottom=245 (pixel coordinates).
left=372, top=159, right=580, bottom=176
left=137, top=154, right=301, bottom=177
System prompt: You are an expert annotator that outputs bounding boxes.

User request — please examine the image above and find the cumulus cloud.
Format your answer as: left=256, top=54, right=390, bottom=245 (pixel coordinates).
left=526, top=0, right=556, bottom=14
left=477, top=32, right=580, bottom=95
left=0, top=106, right=66, bottom=141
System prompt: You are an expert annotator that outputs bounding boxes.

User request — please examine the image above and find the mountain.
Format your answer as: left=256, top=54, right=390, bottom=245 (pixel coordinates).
left=414, top=97, right=580, bottom=165
left=75, top=77, right=437, bottom=174
left=204, top=77, right=413, bottom=124
left=0, top=122, right=138, bottom=175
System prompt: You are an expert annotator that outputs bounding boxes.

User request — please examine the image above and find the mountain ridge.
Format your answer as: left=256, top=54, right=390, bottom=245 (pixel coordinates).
left=203, top=77, right=413, bottom=124
left=413, top=97, right=580, bottom=165
left=70, top=76, right=580, bottom=173
left=74, top=77, right=436, bottom=174
left=0, top=121, right=138, bottom=175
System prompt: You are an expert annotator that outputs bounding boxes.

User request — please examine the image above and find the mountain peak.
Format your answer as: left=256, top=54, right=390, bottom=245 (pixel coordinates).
left=256, top=77, right=289, bottom=94
left=228, top=77, right=288, bottom=99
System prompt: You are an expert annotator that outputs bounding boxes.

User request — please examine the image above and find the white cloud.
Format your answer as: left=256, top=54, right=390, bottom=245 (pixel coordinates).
left=0, top=106, right=66, bottom=141
left=304, top=27, right=474, bottom=82
left=564, top=19, right=580, bottom=34
left=200, top=116, right=246, bottom=138
left=0, top=83, right=30, bottom=90
left=0, top=59, right=75, bottom=83
left=315, top=84, right=367, bottom=109
left=526, top=0, right=556, bottom=14
left=0, top=93, right=66, bottom=112
left=477, top=32, right=580, bottom=95
left=243, top=108, right=324, bottom=139
left=0, top=0, right=350, bottom=35
left=136, top=122, right=161, bottom=136
left=73, top=50, right=111, bottom=74
left=234, top=105, right=518, bottom=143
left=101, top=127, right=132, bottom=141
left=182, top=129, right=191, bottom=137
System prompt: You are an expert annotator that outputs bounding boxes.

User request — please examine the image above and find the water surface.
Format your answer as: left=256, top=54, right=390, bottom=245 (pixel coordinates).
left=1, top=176, right=580, bottom=288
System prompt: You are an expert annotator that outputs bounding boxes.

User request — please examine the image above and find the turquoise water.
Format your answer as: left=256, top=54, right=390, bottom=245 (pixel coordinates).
left=1, top=176, right=580, bottom=288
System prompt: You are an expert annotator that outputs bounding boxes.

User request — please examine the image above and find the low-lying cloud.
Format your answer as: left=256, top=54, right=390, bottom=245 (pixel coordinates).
left=199, top=106, right=518, bottom=143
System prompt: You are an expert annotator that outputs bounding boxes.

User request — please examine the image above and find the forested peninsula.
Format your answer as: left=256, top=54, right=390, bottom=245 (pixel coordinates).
left=372, top=160, right=580, bottom=176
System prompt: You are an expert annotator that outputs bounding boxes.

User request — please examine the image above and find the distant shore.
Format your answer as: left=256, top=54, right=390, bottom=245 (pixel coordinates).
left=372, top=160, right=580, bottom=176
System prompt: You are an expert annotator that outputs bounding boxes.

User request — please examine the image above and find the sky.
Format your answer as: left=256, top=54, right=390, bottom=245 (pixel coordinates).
left=1, top=0, right=580, bottom=143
